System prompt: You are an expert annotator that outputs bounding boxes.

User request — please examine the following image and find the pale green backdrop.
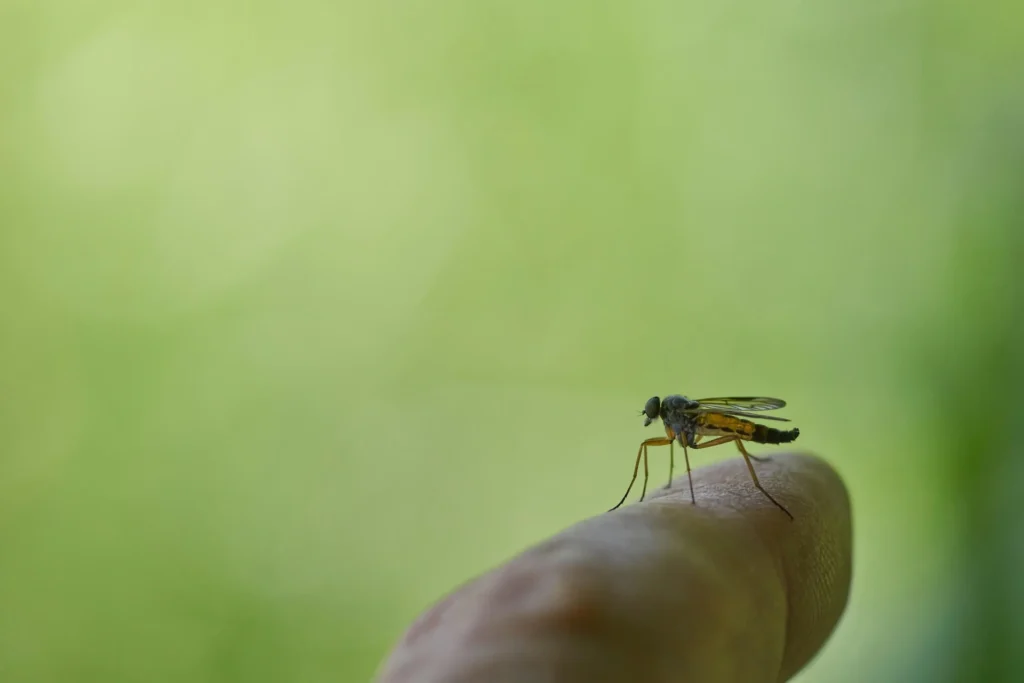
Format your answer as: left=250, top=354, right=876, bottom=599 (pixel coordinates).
left=2, top=2, right=1023, bottom=682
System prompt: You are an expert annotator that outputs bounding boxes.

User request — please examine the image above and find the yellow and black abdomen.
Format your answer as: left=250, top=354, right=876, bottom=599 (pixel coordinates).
left=698, top=413, right=800, bottom=444
left=698, top=413, right=757, bottom=438
left=751, top=423, right=801, bottom=445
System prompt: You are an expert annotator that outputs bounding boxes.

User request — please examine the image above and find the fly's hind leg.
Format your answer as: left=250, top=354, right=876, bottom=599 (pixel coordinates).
left=608, top=436, right=673, bottom=512
left=691, top=436, right=794, bottom=520
left=735, top=440, right=793, bottom=520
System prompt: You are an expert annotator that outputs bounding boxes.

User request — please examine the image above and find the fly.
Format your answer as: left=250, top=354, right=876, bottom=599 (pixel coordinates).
left=608, top=395, right=799, bottom=519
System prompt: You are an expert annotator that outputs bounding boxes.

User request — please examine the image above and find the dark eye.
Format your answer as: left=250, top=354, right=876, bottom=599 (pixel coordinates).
left=643, top=396, right=661, bottom=420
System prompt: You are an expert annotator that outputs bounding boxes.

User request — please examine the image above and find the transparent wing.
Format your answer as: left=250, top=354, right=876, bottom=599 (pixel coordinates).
left=691, top=396, right=787, bottom=412
left=711, top=408, right=791, bottom=422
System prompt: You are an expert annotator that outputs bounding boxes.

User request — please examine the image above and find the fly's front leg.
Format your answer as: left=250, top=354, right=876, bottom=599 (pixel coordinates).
left=608, top=436, right=674, bottom=512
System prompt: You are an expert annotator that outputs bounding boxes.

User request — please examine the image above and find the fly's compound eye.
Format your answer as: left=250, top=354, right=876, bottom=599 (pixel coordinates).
left=642, top=396, right=661, bottom=425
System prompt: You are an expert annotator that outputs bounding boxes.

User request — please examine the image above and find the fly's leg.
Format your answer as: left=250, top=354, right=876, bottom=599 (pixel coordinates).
left=682, top=444, right=695, bottom=504
left=665, top=441, right=674, bottom=488
left=608, top=436, right=673, bottom=512
left=661, top=426, right=694, bottom=504
left=664, top=424, right=675, bottom=489
left=679, top=433, right=700, bottom=503
left=735, top=440, right=793, bottom=520
left=640, top=440, right=650, bottom=502
left=608, top=443, right=644, bottom=512
left=691, top=436, right=794, bottom=520
left=659, top=424, right=695, bottom=505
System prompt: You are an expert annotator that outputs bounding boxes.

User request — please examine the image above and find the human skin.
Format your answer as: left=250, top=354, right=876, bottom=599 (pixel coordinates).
left=376, top=453, right=852, bottom=683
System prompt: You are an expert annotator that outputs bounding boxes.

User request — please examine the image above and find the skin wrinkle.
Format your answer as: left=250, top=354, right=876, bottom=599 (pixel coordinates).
left=376, top=453, right=851, bottom=683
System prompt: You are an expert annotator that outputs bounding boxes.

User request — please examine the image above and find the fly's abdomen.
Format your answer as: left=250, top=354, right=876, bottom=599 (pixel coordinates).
left=751, top=424, right=800, bottom=445
left=698, top=413, right=757, bottom=439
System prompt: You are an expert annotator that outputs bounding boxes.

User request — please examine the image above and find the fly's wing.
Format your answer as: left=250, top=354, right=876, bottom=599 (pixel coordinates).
left=691, top=397, right=787, bottom=411
left=689, top=397, right=791, bottom=422
left=711, top=408, right=790, bottom=422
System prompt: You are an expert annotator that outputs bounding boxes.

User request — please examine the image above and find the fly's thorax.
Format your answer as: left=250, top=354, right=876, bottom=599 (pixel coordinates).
left=659, top=394, right=700, bottom=423
left=666, top=414, right=700, bottom=447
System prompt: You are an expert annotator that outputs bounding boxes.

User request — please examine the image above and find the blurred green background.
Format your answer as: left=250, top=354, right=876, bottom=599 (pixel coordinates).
left=2, top=1, right=1024, bottom=682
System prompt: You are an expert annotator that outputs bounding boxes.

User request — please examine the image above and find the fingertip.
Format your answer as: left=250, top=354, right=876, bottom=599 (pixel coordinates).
left=754, top=453, right=852, bottom=679
left=376, top=452, right=852, bottom=683
left=640, top=451, right=853, bottom=679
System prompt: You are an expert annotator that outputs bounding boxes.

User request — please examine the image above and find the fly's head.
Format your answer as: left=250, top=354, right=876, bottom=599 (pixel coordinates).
left=641, top=396, right=661, bottom=427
